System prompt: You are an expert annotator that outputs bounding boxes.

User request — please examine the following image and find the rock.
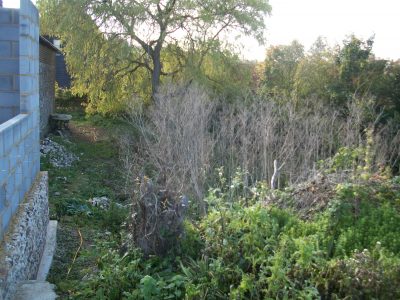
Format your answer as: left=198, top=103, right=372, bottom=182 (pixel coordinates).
left=13, top=281, right=57, bottom=300
left=54, top=192, right=61, bottom=196
left=40, top=137, right=79, bottom=168
left=88, top=196, right=110, bottom=209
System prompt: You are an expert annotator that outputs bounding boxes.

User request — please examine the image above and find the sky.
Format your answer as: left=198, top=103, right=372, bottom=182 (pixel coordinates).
left=4, top=0, right=400, bottom=61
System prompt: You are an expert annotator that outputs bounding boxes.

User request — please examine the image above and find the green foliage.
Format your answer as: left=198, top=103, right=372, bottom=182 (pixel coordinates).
left=261, top=35, right=400, bottom=119
left=328, top=181, right=400, bottom=256
left=38, top=0, right=271, bottom=112
left=262, top=40, right=305, bottom=97
left=72, top=166, right=400, bottom=299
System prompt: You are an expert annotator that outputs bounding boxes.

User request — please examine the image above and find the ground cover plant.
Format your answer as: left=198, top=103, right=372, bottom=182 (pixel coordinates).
left=67, top=168, right=400, bottom=299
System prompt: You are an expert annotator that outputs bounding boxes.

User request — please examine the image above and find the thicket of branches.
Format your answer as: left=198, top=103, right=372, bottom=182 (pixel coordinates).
left=119, top=83, right=400, bottom=212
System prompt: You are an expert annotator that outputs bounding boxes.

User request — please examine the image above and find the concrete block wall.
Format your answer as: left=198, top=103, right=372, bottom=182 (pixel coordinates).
left=0, top=7, right=20, bottom=124
left=0, top=0, right=40, bottom=241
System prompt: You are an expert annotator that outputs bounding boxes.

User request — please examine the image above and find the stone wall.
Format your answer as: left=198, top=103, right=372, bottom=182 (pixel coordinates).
left=0, top=172, right=49, bottom=299
left=0, top=8, right=20, bottom=124
left=39, top=44, right=55, bottom=137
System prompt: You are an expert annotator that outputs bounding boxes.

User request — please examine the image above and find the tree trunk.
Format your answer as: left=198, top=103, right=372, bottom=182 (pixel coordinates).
left=151, top=50, right=161, bottom=97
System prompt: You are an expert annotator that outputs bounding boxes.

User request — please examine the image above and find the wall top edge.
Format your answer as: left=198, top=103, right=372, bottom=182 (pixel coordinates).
left=0, top=113, right=28, bottom=133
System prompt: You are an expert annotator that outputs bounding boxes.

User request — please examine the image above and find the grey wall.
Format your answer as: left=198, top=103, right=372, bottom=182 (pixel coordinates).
left=0, top=8, right=20, bottom=124
left=39, top=44, right=55, bottom=137
left=0, top=0, right=40, bottom=241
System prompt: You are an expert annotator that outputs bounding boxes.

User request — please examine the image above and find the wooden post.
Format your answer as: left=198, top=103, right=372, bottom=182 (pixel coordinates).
left=271, top=159, right=285, bottom=190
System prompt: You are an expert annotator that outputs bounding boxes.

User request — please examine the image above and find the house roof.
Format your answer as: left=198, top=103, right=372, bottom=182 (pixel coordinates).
left=39, top=36, right=60, bottom=53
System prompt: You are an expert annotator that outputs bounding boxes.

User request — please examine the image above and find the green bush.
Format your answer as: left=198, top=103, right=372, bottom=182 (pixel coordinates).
left=75, top=173, right=400, bottom=299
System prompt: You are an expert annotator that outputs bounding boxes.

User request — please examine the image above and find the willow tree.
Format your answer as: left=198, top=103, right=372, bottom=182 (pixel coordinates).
left=38, top=0, right=271, bottom=110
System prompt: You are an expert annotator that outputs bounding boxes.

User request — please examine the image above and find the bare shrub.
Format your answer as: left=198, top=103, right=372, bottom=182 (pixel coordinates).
left=125, top=83, right=215, bottom=213
left=214, top=98, right=342, bottom=186
left=129, top=177, right=188, bottom=256
left=213, top=95, right=400, bottom=187
left=121, top=83, right=400, bottom=214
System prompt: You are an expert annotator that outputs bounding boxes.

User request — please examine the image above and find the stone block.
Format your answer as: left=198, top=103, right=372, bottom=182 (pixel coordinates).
left=6, top=170, right=15, bottom=198
left=0, top=26, right=19, bottom=41
left=0, top=157, right=7, bottom=185
left=20, top=23, right=30, bottom=37
left=11, top=42, right=19, bottom=57
left=0, top=41, right=11, bottom=58
left=11, top=190, right=19, bottom=214
left=0, top=75, right=13, bottom=91
left=12, top=122, right=21, bottom=144
left=13, top=75, right=19, bottom=90
left=0, top=9, right=12, bottom=24
left=20, top=116, right=28, bottom=137
left=20, top=58, right=30, bottom=74
left=0, top=93, right=19, bottom=106
left=9, top=146, right=17, bottom=171
left=19, top=42, right=31, bottom=57
left=0, top=184, right=6, bottom=211
left=0, top=206, right=12, bottom=233
left=0, top=130, right=3, bottom=157
left=0, top=59, right=18, bottom=74
left=12, top=10, right=19, bottom=25
left=0, top=108, right=15, bottom=124
left=2, top=126, right=13, bottom=154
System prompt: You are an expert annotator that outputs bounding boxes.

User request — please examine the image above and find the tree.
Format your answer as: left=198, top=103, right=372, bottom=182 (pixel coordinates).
left=337, top=35, right=374, bottom=95
left=262, top=40, right=304, bottom=97
left=38, top=0, right=271, bottom=106
left=293, top=37, right=338, bottom=103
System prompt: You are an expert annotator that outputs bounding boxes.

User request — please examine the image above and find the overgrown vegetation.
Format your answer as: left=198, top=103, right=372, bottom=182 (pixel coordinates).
left=62, top=167, right=400, bottom=299
left=38, top=1, right=400, bottom=298
left=45, top=90, right=400, bottom=299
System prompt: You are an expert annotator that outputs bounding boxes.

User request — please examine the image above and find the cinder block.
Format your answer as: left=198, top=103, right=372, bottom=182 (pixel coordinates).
left=0, top=93, right=19, bottom=106
left=0, top=26, right=19, bottom=41
left=0, top=75, right=13, bottom=91
left=1, top=206, right=12, bottom=233
left=0, top=9, right=12, bottom=24
left=11, top=41, right=19, bottom=57
left=15, top=162, right=22, bottom=188
left=9, top=146, right=17, bottom=171
left=22, top=174, right=31, bottom=194
left=0, top=184, right=6, bottom=211
left=13, top=74, right=19, bottom=90
left=19, top=40, right=31, bottom=57
left=11, top=189, right=19, bottom=214
left=19, top=58, right=31, bottom=74
left=3, top=126, right=12, bottom=154
left=0, top=59, right=19, bottom=74
left=0, top=131, right=3, bottom=157
left=17, top=140, right=23, bottom=161
left=12, top=10, right=19, bottom=25
left=0, top=41, right=11, bottom=58
left=20, top=22, right=30, bottom=37
left=0, top=108, right=16, bottom=124
left=12, top=122, right=21, bottom=144
left=6, top=170, right=15, bottom=200
left=20, top=115, right=28, bottom=137
left=0, top=157, right=8, bottom=185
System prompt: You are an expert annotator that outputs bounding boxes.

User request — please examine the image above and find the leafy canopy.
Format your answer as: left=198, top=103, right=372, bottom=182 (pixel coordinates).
left=38, top=0, right=271, bottom=113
